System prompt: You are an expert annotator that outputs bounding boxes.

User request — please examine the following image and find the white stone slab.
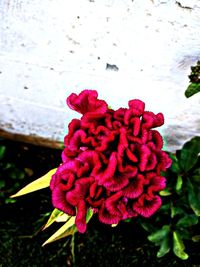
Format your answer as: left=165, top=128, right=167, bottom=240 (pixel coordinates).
left=0, top=0, right=199, bottom=151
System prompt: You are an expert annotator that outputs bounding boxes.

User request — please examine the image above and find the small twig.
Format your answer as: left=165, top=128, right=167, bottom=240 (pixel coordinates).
left=49, top=239, right=70, bottom=261
left=175, top=1, right=193, bottom=10
left=71, top=234, right=76, bottom=267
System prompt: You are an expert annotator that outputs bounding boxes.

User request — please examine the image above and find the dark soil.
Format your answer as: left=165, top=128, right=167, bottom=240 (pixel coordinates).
left=0, top=138, right=199, bottom=267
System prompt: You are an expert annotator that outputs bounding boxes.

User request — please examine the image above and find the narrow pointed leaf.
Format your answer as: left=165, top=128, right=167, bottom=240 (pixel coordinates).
left=42, top=216, right=76, bottom=246
left=175, top=175, right=183, bottom=192
left=173, top=231, right=189, bottom=260
left=10, top=168, right=57, bottom=198
left=56, top=213, right=70, bottom=223
left=86, top=208, right=93, bottom=222
left=43, top=208, right=66, bottom=230
left=42, top=208, right=93, bottom=246
left=157, top=236, right=171, bottom=258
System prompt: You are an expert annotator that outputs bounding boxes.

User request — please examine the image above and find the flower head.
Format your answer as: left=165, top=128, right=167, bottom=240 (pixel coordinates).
left=50, top=90, right=172, bottom=233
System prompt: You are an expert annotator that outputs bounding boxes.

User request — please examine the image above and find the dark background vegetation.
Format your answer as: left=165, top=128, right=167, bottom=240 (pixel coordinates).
left=0, top=138, right=199, bottom=267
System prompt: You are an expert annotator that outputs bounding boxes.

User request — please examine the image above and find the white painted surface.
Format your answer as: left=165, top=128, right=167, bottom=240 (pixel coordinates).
left=0, top=0, right=199, bottom=151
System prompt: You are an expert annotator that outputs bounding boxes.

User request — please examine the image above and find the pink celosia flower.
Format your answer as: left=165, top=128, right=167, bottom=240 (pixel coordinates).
left=50, top=90, right=172, bottom=233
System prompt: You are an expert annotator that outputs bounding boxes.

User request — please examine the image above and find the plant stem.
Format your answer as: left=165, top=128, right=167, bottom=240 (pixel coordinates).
left=71, top=234, right=76, bottom=267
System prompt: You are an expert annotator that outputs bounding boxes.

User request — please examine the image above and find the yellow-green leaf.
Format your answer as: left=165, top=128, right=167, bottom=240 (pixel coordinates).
left=173, top=231, right=189, bottom=260
left=42, top=216, right=76, bottom=246
left=10, top=168, right=57, bottom=198
left=175, top=175, right=183, bottom=192
left=56, top=213, right=70, bottom=223
left=43, top=208, right=69, bottom=230
left=159, top=189, right=171, bottom=196
left=42, top=208, right=93, bottom=246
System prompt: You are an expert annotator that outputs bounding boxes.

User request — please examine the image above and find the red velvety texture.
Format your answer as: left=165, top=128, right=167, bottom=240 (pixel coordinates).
left=50, top=90, right=172, bottom=233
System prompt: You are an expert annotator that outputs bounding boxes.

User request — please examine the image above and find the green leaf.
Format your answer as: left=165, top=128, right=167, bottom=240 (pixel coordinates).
left=185, top=83, right=200, bottom=98
left=176, top=214, right=198, bottom=228
left=173, top=231, right=189, bottom=260
left=187, top=179, right=200, bottom=216
left=191, top=168, right=200, bottom=184
left=9, top=168, right=25, bottom=180
left=148, top=225, right=170, bottom=243
left=171, top=206, right=185, bottom=218
left=43, top=208, right=67, bottom=230
left=85, top=208, right=93, bottom=224
left=157, top=236, right=171, bottom=258
left=159, top=203, right=171, bottom=213
left=192, top=235, right=200, bottom=242
left=0, top=146, right=6, bottom=160
left=42, top=216, right=76, bottom=246
left=5, top=198, right=16, bottom=204
left=168, top=153, right=181, bottom=173
left=124, top=218, right=132, bottom=223
left=140, top=221, right=157, bottom=233
left=177, top=229, right=191, bottom=240
left=178, top=137, right=200, bottom=172
left=159, top=189, right=172, bottom=196
left=0, top=180, right=6, bottom=189
left=175, top=175, right=183, bottom=192
left=10, top=168, right=57, bottom=198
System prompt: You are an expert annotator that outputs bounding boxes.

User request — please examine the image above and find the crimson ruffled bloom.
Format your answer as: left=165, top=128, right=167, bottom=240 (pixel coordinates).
left=50, top=90, right=172, bottom=233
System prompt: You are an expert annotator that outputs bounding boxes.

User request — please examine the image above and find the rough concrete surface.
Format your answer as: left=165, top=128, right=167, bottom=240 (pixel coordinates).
left=0, top=0, right=199, bottom=151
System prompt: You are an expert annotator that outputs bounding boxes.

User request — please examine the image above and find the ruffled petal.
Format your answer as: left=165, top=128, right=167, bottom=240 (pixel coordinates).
left=133, top=194, right=162, bottom=217
left=75, top=200, right=87, bottom=233
left=122, top=174, right=145, bottom=199
left=67, top=90, right=108, bottom=115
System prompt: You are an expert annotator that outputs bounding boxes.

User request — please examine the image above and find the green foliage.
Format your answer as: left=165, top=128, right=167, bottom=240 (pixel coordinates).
left=0, top=145, right=26, bottom=204
left=177, top=137, right=200, bottom=172
left=0, top=145, right=6, bottom=160
left=141, top=136, right=200, bottom=260
left=148, top=225, right=170, bottom=243
left=185, top=61, right=200, bottom=98
left=187, top=179, right=200, bottom=216
left=185, top=83, right=200, bottom=98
